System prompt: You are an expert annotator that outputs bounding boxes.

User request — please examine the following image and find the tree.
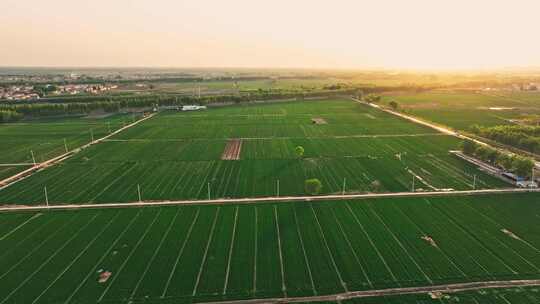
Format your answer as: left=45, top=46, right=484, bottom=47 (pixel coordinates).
left=295, top=146, right=305, bottom=158
left=496, top=154, right=514, bottom=170
left=305, top=178, right=323, bottom=195
left=364, top=94, right=381, bottom=103
left=370, top=180, right=382, bottom=192
left=512, top=156, right=534, bottom=178
left=474, top=146, right=492, bottom=162
left=389, top=101, right=399, bottom=110
left=0, top=110, right=23, bottom=123
left=461, top=140, right=478, bottom=156
left=484, top=148, right=500, bottom=164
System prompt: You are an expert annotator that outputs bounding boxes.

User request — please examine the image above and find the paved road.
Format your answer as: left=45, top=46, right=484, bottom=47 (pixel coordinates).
left=194, top=279, right=540, bottom=304
left=1, top=187, right=538, bottom=212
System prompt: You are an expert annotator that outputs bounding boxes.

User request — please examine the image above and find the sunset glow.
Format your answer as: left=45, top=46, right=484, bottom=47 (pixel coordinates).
left=2, top=0, right=540, bottom=69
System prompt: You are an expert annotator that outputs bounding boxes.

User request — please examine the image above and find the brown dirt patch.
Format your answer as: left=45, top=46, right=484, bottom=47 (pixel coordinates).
left=502, top=229, right=521, bottom=240
left=311, top=118, right=327, bottom=124
left=98, top=271, right=112, bottom=283
left=429, top=291, right=444, bottom=299
left=221, top=139, right=243, bottom=160
left=421, top=236, right=438, bottom=247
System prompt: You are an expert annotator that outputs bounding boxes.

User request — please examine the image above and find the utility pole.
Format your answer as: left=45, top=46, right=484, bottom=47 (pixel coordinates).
left=473, top=175, right=477, bottom=190
left=342, top=178, right=347, bottom=195
left=137, top=184, right=142, bottom=202
left=411, top=175, right=415, bottom=192
left=207, top=182, right=211, bottom=200
left=44, top=186, right=49, bottom=209
left=276, top=180, right=280, bottom=197
left=90, top=129, right=94, bottom=142
left=63, top=138, right=68, bottom=153
left=30, top=150, right=36, bottom=165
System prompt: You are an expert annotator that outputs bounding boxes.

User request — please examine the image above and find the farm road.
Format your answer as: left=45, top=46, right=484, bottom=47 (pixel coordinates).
left=103, top=133, right=445, bottom=142
left=1, top=187, right=538, bottom=212
left=195, top=279, right=540, bottom=304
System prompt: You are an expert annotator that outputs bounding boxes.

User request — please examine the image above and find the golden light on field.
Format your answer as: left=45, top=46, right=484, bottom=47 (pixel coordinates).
left=1, top=0, right=539, bottom=69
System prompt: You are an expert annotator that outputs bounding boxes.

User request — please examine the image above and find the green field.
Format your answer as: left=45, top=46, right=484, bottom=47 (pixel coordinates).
left=0, top=114, right=140, bottom=164
left=1, top=192, right=540, bottom=303
left=0, top=99, right=508, bottom=205
left=139, top=78, right=341, bottom=95
left=0, top=113, right=141, bottom=181
left=382, top=91, right=540, bottom=131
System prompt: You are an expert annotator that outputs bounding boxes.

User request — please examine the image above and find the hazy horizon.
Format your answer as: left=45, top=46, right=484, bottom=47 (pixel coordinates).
left=3, top=0, right=540, bottom=70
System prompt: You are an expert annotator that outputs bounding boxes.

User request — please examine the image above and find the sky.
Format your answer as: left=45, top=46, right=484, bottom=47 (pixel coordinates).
left=1, top=0, right=540, bottom=70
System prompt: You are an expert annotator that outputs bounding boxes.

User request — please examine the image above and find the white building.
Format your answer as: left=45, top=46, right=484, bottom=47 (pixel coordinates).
left=181, top=105, right=207, bottom=111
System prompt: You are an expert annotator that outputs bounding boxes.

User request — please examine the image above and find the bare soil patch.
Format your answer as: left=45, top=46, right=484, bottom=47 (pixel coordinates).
left=364, top=114, right=376, bottom=119
left=501, top=229, right=521, bottom=240
left=311, top=118, right=327, bottom=124
left=421, top=235, right=438, bottom=247
left=429, top=291, right=444, bottom=299
left=222, top=139, right=243, bottom=160
left=98, top=270, right=112, bottom=283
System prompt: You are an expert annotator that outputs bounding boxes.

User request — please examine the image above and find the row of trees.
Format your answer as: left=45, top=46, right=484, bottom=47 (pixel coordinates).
left=0, top=89, right=357, bottom=120
left=470, top=124, right=540, bottom=154
left=0, top=110, right=23, bottom=123
left=363, top=94, right=381, bottom=103
left=462, top=140, right=535, bottom=178
left=363, top=94, right=400, bottom=110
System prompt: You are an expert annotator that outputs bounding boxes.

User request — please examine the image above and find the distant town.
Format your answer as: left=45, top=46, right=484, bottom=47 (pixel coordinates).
left=1, top=68, right=540, bottom=102
left=0, top=83, right=119, bottom=100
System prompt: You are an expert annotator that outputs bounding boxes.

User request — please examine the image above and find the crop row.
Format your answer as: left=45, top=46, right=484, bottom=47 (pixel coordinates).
left=0, top=153, right=506, bottom=205
left=1, top=193, right=540, bottom=303
left=115, top=99, right=435, bottom=140
left=0, top=113, right=141, bottom=164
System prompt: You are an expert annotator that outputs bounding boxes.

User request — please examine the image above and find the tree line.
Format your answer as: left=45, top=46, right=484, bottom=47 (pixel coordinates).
left=461, top=140, right=535, bottom=178
left=0, top=110, right=23, bottom=123
left=0, top=89, right=357, bottom=121
left=470, top=124, right=540, bottom=155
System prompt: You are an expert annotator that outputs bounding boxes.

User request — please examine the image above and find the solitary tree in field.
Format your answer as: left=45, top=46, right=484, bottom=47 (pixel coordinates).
left=370, top=180, right=381, bottom=192
left=461, top=140, right=478, bottom=156
left=305, top=178, right=322, bottom=195
left=295, top=146, right=305, bottom=158
left=389, top=101, right=399, bottom=110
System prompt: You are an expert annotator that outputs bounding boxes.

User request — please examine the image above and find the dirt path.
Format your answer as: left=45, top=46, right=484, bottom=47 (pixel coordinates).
left=0, top=113, right=156, bottom=190
left=0, top=187, right=537, bottom=213
left=193, top=279, right=540, bottom=304
left=104, top=133, right=444, bottom=142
